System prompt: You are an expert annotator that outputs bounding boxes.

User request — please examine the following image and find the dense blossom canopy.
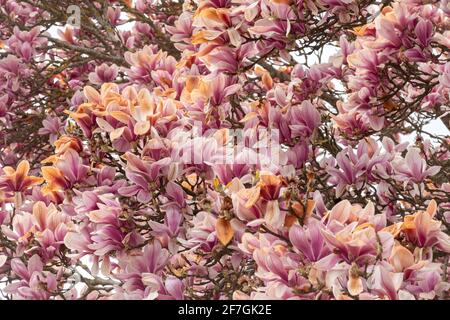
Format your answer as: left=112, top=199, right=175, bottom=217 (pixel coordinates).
left=0, top=0, right=449, bottom=300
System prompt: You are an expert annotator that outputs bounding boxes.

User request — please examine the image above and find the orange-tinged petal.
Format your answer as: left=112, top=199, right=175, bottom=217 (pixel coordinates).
left=383, top=99, right=397, bottom=111
left=354, top=222, right=374, bottom=232
left=15, top=160, right=30, bottom=182
left=197, top=8, right=229, bottom=24
left=11, top=160, right=32, bottom=191
left=216, top=217, right=234, bottom=246
left=346, top=52, right=360, bottom=68
left=292, top=202, right=304, bottom=217
left=185, top=76, right=200, bottom=92
left=227, top=28, right=242, bottom=47
left=259, top=174, right=285, bottom=200
left=226, top=177, right=244, bottom=193
left=137, top=88, right=154, bottom=112
left=381, top=6, right=393, bottom=15
left=351, top=24, right=375, bottom=37
left=54, top=135, right=82, bottom=154
left=260, top=174, right=280, bottom=186
left=352, top=25, right=366, bottom=36
left=265, top=199, right=283, bottom=228
left=42, top=166, right=60, bottom=180
left=64, top=111, right=82, bottom=119
left=195, top=43, right=218, bottom=58
left=123, top=0, right=133, bottom=8
left=254, top=65, right=267, bottom=77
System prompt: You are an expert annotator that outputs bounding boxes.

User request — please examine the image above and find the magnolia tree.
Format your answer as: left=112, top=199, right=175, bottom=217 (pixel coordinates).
left=0, top=0, right=449, bottom=300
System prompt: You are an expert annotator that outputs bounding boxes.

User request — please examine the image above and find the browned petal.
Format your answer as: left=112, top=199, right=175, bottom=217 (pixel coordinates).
left=262, top=73, right=273, bottom=90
